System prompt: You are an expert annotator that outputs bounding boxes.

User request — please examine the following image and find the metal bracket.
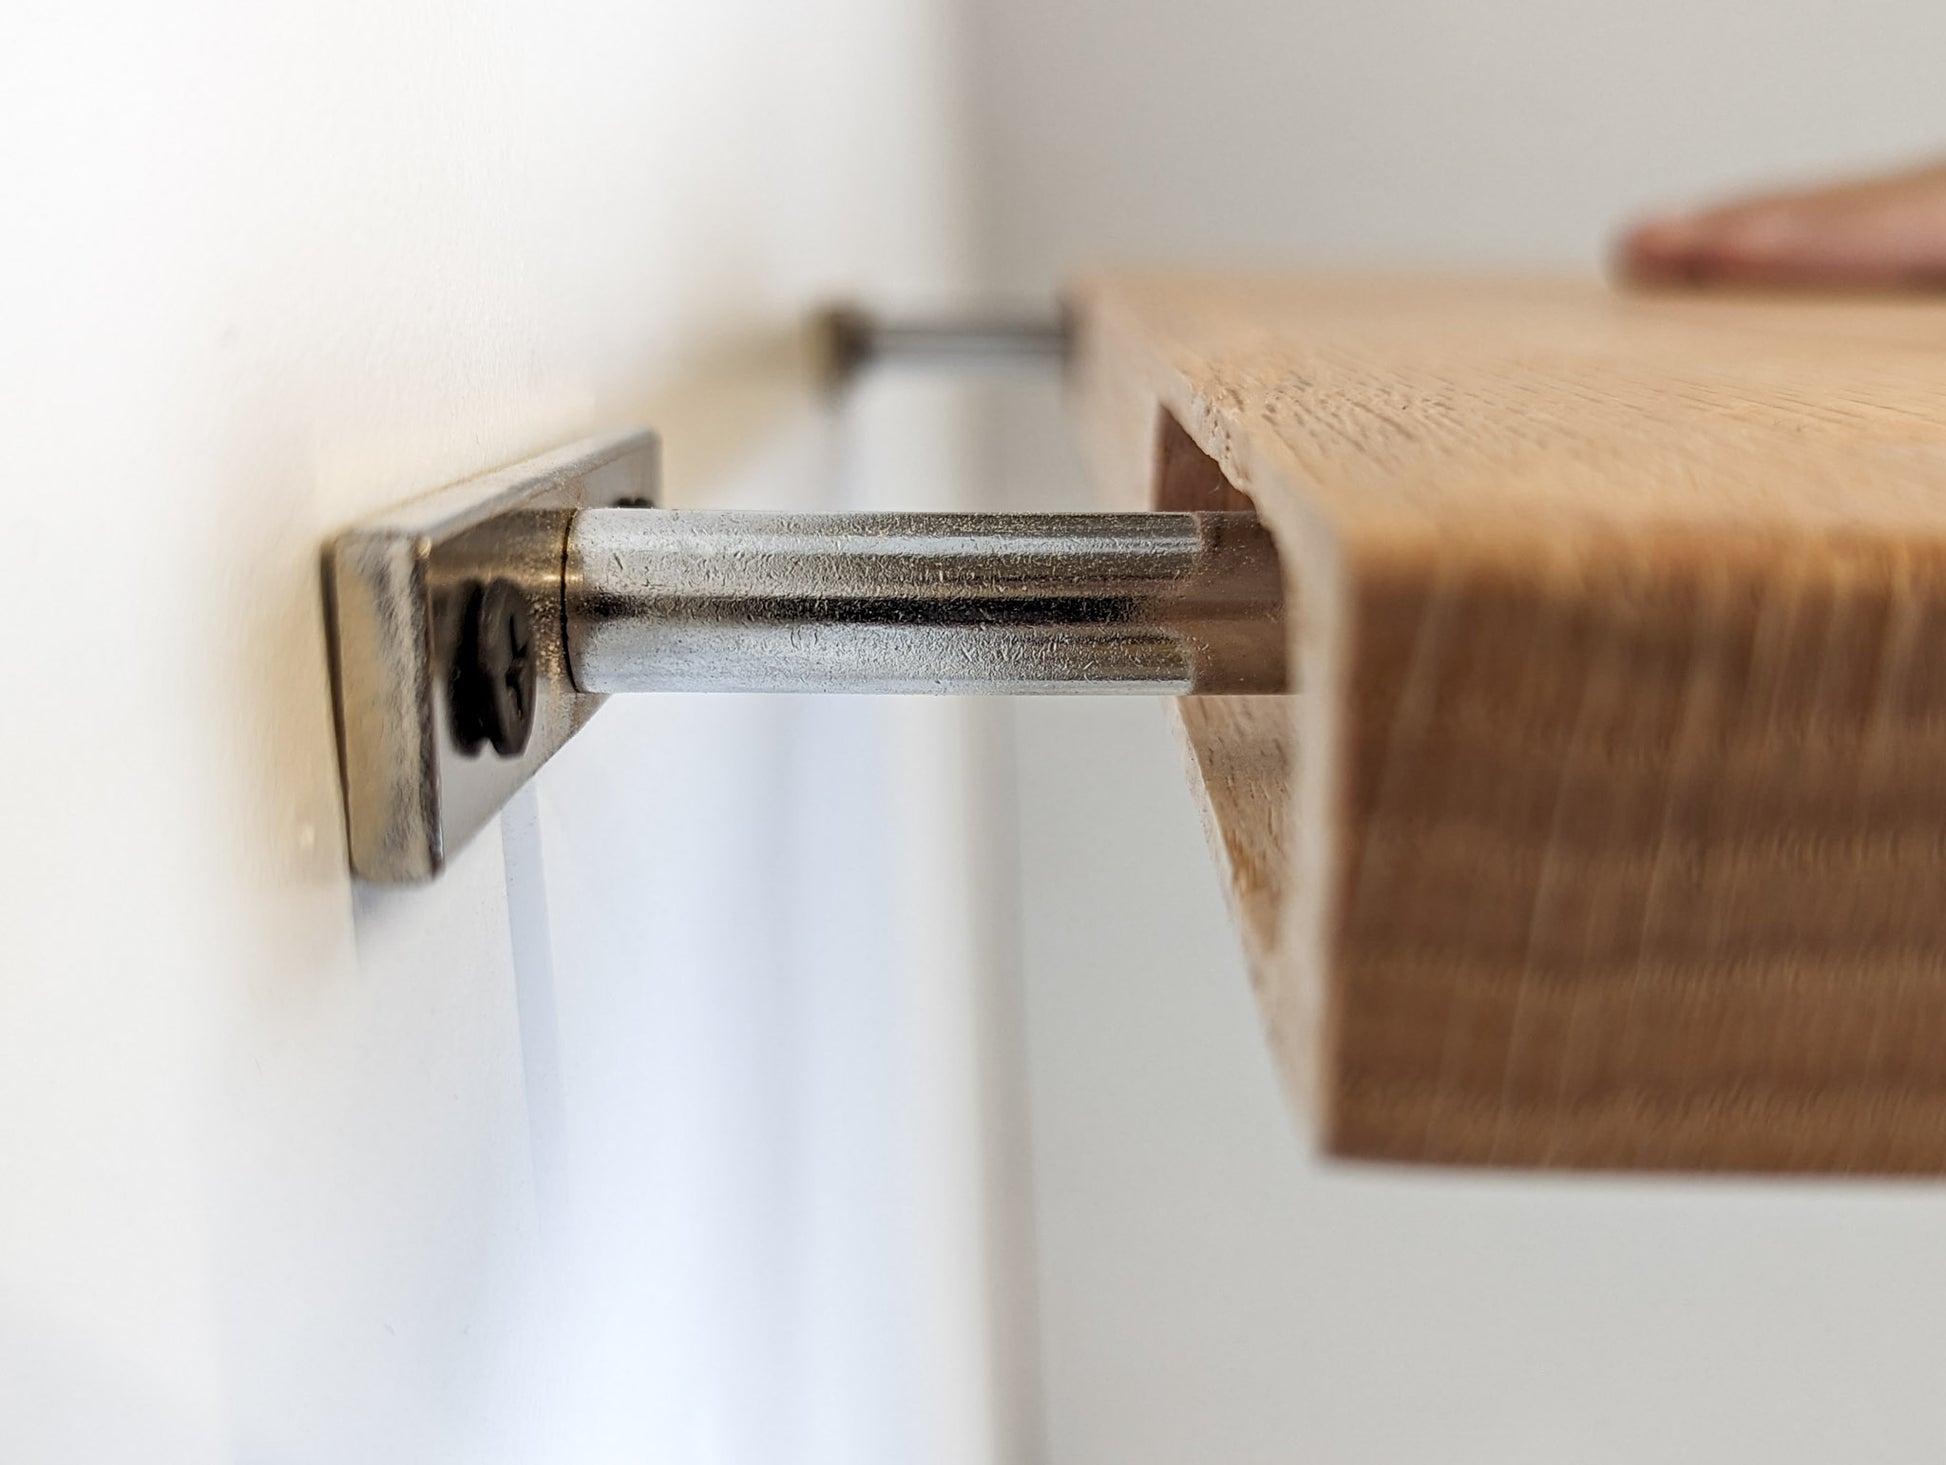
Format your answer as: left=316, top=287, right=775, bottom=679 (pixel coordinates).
left=325, top=426, right=1285, bottom=883
left=817, top=304, right=1069, bottom=386
left=324, top=314, right=1277, bottom=885
left=325, top=430, right=657, bottom=882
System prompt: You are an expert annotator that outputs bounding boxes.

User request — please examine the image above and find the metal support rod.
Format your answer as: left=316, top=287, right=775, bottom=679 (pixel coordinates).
left=565, top=509, right=1286, bottom=695
left=323, top=431, right=1294, bottom=880
left=819, top=305, right=1070, bottom=384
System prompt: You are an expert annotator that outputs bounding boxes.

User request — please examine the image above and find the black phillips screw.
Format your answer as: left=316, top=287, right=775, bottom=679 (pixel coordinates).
left=450, top=578, right=536, bottom=758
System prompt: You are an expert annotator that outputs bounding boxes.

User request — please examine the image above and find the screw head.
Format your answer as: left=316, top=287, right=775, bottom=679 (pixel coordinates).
left=450, top=578, right=536, bottom=759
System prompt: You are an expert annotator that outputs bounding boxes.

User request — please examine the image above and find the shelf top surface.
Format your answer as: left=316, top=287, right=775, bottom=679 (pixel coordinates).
left=1073, top=274, right=1946, bottom=562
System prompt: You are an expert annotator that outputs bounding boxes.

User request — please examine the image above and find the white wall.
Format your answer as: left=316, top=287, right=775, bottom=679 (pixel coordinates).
left=22, top=2, right=1946, bottom=1459
left=971, top=0, right=1946, bottom=275
left=966, top=1, right=1946, bottom=1461
left=0, top=3, right=1020, bottom=1462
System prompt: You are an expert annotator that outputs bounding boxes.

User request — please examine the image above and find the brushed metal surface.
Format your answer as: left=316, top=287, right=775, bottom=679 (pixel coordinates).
left=328, top=430, right=1288, bottom=883
left=564, top=509, right=1286, bottom=695
left=325, top=431, right=658, bottom=882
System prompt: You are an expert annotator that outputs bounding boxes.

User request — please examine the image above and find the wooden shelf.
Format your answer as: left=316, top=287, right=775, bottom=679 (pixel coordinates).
left=1067, top=274, right=1946, bottom=1173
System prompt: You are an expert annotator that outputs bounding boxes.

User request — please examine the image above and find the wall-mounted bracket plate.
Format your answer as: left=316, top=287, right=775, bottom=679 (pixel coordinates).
left=325, top=430, right=658, bottom=883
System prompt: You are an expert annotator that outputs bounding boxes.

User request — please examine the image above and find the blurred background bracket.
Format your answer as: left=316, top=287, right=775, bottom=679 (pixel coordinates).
left=817, top=302, right=1071, bottom=387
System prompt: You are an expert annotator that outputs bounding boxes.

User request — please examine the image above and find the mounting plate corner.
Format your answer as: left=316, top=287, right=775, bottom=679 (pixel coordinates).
left=325, top=430, right=658, bottom=883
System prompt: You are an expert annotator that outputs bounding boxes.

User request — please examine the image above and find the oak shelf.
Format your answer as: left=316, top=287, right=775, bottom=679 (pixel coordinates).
left=1069, top=275, right=1946, bottom=1173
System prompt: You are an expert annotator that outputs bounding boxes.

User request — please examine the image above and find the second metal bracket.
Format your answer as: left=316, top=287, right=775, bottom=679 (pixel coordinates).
left=817, top=304, right=1070, bottom=386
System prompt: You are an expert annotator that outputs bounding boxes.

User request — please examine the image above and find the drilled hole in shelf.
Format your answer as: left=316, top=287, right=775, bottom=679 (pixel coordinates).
left=1149, top=409, right=1293, bottom=971
left=1153, top=409, right=1256, bottom=512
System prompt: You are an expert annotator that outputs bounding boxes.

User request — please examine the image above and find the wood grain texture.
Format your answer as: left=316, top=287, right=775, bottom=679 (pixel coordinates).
left=1068, top=274, right=1946, bottom=1172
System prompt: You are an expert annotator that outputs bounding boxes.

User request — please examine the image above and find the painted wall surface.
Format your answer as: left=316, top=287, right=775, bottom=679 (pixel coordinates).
left=0, top=3, right=1014, bottom=1462
left=22, top=2, right=1946, bottom=1460
left=966, top=1, right=1946, bottom=1461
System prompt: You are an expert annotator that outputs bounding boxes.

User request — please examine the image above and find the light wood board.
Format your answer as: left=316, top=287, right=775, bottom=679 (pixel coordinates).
left=1067, top=275, right=1946, bottom=1172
